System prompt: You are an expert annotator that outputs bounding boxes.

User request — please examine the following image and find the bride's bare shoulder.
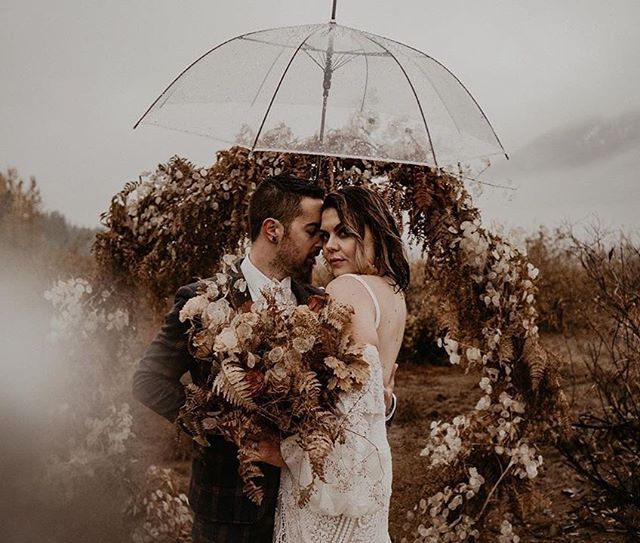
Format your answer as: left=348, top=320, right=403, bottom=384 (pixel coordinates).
left=362, top=274, right=405, bottom=300
left=325, top=275, right=375, bottom=310
left=326, top=276, right=378, bottom=343
left=325, top=274, right=363, bottom=299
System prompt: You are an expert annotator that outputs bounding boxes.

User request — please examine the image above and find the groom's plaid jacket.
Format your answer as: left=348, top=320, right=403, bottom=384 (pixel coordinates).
left=132, top=263, right=322, bottom=525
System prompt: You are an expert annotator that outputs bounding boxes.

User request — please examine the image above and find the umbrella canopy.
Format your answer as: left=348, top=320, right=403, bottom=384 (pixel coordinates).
left=135, top=22, right=507, bottom=169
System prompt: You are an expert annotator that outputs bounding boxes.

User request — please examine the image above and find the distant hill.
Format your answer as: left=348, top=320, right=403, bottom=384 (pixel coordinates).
left=474, top=111, right=640, bottom=232
left=499, top=110, right=640, bottom=173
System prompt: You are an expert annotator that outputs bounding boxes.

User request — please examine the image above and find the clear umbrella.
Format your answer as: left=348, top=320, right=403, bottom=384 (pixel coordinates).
left=134, top=2, right=507, bottom=169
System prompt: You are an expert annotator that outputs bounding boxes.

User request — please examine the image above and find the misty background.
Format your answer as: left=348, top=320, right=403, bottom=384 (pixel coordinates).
left=1, top=0, right=639, bottom=232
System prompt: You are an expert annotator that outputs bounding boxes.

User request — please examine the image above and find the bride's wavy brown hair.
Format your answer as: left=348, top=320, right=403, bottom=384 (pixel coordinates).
left=322, top=186, right=410, bottom=292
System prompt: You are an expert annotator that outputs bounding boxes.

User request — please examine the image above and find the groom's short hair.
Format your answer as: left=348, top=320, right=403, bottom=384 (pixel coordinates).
left=248, top=174, right=324, bottom=241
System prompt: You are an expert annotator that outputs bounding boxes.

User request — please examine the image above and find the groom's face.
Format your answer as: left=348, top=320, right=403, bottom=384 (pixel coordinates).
left=274, top=196, right=323, bottom=282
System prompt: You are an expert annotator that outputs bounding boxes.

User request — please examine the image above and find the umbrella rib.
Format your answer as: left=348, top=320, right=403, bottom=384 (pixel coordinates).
left=360, top=47, right=369, bottom=113
left=301, top=45, right=326, bottom=71
left=376, top=34, right=509, bottom=160
left=360, top=33, right=439, bottom=168
left=251, top=27, right=325, bottom=152
left=332, top=53, right=356, bottom=71
left=347, top=31, right=370, bottom=113
left=133, top=27, right=278, bottom=129
left=250, top=46, right=287, bottom=107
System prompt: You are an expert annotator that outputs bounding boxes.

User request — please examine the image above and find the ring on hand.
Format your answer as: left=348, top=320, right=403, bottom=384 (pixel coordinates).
left=251, top=441, right=259, bottom=451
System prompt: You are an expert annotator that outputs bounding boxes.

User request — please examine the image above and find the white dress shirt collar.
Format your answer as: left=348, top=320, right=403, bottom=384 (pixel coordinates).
left=240, top=254, right=294, bottom=303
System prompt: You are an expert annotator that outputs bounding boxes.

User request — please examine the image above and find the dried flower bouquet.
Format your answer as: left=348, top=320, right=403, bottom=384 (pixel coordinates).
left=176, top=263, right=370, bottom=505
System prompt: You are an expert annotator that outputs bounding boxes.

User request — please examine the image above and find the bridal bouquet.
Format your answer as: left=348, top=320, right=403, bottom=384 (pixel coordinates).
left=176, top=267, right=370, bottom=505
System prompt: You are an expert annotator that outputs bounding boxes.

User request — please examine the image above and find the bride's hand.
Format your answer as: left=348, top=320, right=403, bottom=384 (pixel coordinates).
left=384, top=363, right=398, bottom=412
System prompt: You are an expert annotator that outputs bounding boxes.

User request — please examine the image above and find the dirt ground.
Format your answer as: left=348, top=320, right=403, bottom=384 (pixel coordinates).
left=134, top=333, right=631, bottom=542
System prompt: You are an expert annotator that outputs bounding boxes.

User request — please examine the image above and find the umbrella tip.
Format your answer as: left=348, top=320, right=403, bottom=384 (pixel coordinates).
left=330, top=0, right=337, bottom=21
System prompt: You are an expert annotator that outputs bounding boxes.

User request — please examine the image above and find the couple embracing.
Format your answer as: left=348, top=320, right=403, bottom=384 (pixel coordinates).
left=133, top=174, right=409, bottom=543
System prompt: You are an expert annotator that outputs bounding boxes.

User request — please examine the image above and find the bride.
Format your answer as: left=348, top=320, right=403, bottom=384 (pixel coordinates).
left=272, top=185, right=409, bottom=542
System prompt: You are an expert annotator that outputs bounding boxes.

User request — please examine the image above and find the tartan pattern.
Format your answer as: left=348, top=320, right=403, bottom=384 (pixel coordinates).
left=191, top=512, right=275, bottom=543
left=132, top=262, right=323, bottom=527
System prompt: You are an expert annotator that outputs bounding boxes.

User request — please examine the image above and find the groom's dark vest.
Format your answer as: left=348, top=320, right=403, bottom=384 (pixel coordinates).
left=132, top=264, right=322, bottom=524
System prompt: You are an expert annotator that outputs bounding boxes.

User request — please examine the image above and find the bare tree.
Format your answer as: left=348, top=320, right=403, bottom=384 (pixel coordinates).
left=558, top=231, right=640, bottom=537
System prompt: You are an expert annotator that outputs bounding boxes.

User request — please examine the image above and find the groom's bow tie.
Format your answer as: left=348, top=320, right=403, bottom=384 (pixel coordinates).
left=268, top=276, right=295, bottom=304
left=271, top=276, right=292, bottom=290
left=240, top=255, right=296, bottom=304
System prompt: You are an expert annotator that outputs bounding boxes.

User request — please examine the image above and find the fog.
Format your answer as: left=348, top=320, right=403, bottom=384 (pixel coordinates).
left=0, top=250, right=131, bottom=542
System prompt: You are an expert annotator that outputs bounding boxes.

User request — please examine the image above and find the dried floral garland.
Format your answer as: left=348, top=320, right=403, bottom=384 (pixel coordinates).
left=96, top=146, right=567, bottom=539
left=176, top=256, right=370, bottom=505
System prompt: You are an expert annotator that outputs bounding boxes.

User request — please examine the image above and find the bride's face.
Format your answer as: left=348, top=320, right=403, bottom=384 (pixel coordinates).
left=320, top=207, right=375, bottom=276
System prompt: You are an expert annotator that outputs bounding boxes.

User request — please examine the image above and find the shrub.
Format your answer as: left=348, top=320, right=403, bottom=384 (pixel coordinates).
left=558, top=233, right=640, bottom=537
left=400, top=260, right=449, bottom=364
left=524, top=227, right=591, bottom=334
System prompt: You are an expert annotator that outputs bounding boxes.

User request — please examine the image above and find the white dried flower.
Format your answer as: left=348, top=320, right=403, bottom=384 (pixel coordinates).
left=268, top=346, right=284, bottom=363
left=179, top=295, right=208, bottom=322
left=205, top=299, right=233, bottom=329
left=214, top=327, right=238, bottom=352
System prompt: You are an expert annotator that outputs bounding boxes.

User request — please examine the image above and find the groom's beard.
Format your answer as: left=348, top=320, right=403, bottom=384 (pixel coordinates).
left=273, top=240, right=316, bottom=285
left=293, top=261, right=314, bottom=284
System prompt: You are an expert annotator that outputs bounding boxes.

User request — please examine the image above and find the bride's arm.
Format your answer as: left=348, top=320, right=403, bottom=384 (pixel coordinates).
left=280, top=277, right=389, bottom=517
left=329, top=276, right=397, bottom=421
left=384, top=364, right=398, bottom=419
left=279, top=347, right=389, bottom=517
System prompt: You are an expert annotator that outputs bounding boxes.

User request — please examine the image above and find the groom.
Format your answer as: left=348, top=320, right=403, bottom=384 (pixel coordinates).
left=133, top=174, right=325, bottom=543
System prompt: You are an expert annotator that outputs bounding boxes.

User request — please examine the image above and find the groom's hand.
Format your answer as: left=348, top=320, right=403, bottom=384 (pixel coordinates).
left=251, top=437, right=286, bottom=468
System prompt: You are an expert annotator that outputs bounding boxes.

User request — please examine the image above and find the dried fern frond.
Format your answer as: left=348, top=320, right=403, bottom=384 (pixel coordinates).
left=323, top=353, right=370, bottom=392
left=237, top=446, right=265, bottom=505
left=295, top=370, right=322, bottom=400
left=213, top=361, right=257, bottom=409
left=303, top=431, right=335, bottom=480
left=176, top=384, right=214, bottom=446
left=522, top=337, right=548, bottom=392
left=498, top=334, right=515, bottom=364
left=320, top=300, right=354, bottom=331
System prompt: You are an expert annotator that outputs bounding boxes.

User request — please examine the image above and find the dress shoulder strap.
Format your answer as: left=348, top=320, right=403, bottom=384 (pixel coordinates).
left=340, top=274, right=381, bottom=329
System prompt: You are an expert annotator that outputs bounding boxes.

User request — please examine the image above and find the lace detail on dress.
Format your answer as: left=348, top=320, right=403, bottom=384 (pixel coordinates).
left=274, top=345, right=392, bottom=543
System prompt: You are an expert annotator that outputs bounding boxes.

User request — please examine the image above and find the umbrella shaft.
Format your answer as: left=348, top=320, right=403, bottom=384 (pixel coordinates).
left=331, top=0, right=337, bottom=21
left=319, top=28, right=335, bottom=145
left=319, top=93, right=329, bottom=143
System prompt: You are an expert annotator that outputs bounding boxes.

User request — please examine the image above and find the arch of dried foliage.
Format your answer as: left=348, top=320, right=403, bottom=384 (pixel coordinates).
left=94, top=146, right=568, bottom=539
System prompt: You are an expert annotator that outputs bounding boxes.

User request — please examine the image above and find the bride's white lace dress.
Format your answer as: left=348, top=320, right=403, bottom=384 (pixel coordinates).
left=273, top=343, right=392, bottom=543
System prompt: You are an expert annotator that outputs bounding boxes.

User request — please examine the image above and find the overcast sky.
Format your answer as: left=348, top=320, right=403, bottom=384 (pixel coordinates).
left=2, top=0, right=639, bottom=233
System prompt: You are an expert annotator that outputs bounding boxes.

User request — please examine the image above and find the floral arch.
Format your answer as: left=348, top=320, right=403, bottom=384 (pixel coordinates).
left=94, top=146, right=567, bottom=540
